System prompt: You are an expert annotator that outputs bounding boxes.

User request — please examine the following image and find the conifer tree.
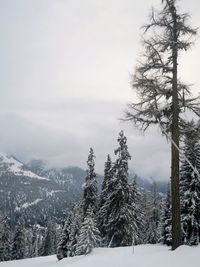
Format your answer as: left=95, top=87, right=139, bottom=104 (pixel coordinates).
left=83, top=148, right=98, bottom=216
left=98, top=154, right=114, bottom=245
left=180, top=121, right=200, bottom=245
left=0, top=214, right=11, bottom=261
left=24, top=228, right=33, bottom=258
left=76, top=208, right=101, bottom=255
left=99, top=154, right=112, bottom=210
left=68, top=201, right=84, bottom=257
left=125, top=0, right=200, bottom=250
left=30, top=224, right=40, bottom=258
left=105, top=131, right=136, bottom=247
left=41, top=219, right=56, bottom=256
left=129, top=176, right=144, bottom=244
left=139, top=189, right=152, bottom=243
left=159, top=184, right=172, bottom=246
left=139, top=184, right=160, bottom=244
left=148, top=182, right=160, bottom=244
left=11, top=216, right=26, bottom=260
left=57, top=211, right=72, bottom=260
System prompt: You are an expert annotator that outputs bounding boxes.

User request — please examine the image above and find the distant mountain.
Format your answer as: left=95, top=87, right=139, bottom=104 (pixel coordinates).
left=135, top=176, right=167, bottom=194
left=128, top=170, right=167, bottom=194
left=0, top=153, right=48, bottom=180
left=0, top=154, right=167, bottom=226
left=27, top=160, right=91, bottom=200
left=0, top=154, right=85, bottom=226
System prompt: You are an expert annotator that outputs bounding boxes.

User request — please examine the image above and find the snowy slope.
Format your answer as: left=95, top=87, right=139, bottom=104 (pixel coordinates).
left=0, top=153, right=48, bottom=180
left=1, top=245, right=200, bottom=267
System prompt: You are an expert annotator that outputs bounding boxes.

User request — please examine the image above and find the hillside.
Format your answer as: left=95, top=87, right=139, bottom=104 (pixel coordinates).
left=0, top=154, right=84, bottom=226
left=1, top=245, right=199, bottom=267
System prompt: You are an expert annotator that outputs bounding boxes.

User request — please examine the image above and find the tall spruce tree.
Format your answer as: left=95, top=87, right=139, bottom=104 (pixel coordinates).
left=125, top=0, right=200, bottom=250
left=83, top=148, right=98, bottom=216
left=98, top=154, right=114, bottom=245
left=159, top=183, right=172, bottom=246
left=11, top=216, right=26, bottom=260
left=180, top=121, right=200, bottom=245
left=105, top=131, right=136, bottom=247
left=99, top=154, right=112, bottom=210
left=76, top=208, right=101, bottom=255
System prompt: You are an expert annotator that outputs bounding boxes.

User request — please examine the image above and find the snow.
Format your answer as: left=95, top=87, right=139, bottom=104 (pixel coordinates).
left=15, top=199, right=43, bottom=211
left=46, top=190, right=66, bottom=197
left=0, top=153, right=48, bottom=180
left=1, top=244, right=200, bottom=267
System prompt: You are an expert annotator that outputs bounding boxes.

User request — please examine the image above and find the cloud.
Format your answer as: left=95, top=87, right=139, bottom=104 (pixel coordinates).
left=0, top=98, right=170, bottom=181
left=0, top=0, right=199, bottom=181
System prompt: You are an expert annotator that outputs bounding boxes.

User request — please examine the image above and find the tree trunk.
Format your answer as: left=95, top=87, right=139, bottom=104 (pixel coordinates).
left=171, top=2, right=181, bottom=250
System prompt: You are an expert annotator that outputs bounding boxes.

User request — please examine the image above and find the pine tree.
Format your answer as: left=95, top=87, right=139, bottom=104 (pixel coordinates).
left=139, top=184, right=160, bottom=244
left=105, top=131, right=137, bottom=247
left=129, top=176, right=144, bottom=244
left=68, top=201, right=84, bottom=257
left=11, top=216, right=26, bottom=260
left=99, top=154, right=112, bottom=210
left=180, top=121, right=200, bottom=245
left=30, top=224, right=40, bottom=258
left=41, top=219, right=56, bottom=256
left=24, top=228, right=33, bottom=258
left=83, top=148, right=98, bottom=216
left=76, top=208, right=101, bottom=255
left=0, top=214, right=11, bottom=261
left=98, top=154, right=114, bottom=245
left=57, top=212, right=72, bottom=260
left=124, top=0, right=200, bottom=250
left=139, top=189, right=152, bottom=243
left=148, top=182, right=160, bottom=244
left=159, top=184, right=172, bottom=246
left=36, top=227, right=44, bottom=257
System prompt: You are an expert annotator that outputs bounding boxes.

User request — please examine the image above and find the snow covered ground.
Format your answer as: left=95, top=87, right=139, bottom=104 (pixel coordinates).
left=1, top=245, right=199, bottom=267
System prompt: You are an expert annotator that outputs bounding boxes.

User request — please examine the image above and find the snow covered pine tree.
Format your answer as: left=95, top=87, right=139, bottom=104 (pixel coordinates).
left=11, top=216, right=26, bottom=260
left=180, top=121, right=200, bottom=245
left=159, top=184, right=172, bottom=246
left=76, top=208, right=101, bottom=255
left=105, top=131, right=138, bottom=247
left=57, top=211, right=73, bottom=260
left=98, top=154, right=114, bottom=246
left=57, top=148, right=98, bottom=259
left=82, top=148, right=98, bottom=216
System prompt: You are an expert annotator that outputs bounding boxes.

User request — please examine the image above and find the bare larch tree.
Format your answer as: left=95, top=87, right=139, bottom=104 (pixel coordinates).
left=125, top=0, right=200, bottom=250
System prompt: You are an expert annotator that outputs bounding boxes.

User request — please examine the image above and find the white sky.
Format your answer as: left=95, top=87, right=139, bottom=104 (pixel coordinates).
left=0, top=0, right=199, bottom=180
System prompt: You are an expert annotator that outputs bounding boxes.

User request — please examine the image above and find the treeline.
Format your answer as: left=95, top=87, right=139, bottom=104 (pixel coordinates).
left=0, top=127, right=199, bottom=262
left=56, top=127, right=200, bottom=259
left=0, top=215, right=59, bottom=261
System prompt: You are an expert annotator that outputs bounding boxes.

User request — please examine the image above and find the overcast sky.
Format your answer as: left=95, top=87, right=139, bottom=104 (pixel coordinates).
left=0, top=0, right=199, bottom=181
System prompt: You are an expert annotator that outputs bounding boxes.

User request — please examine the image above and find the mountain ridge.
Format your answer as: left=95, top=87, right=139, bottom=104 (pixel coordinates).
left=0, top=153, right=167, bottom=226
